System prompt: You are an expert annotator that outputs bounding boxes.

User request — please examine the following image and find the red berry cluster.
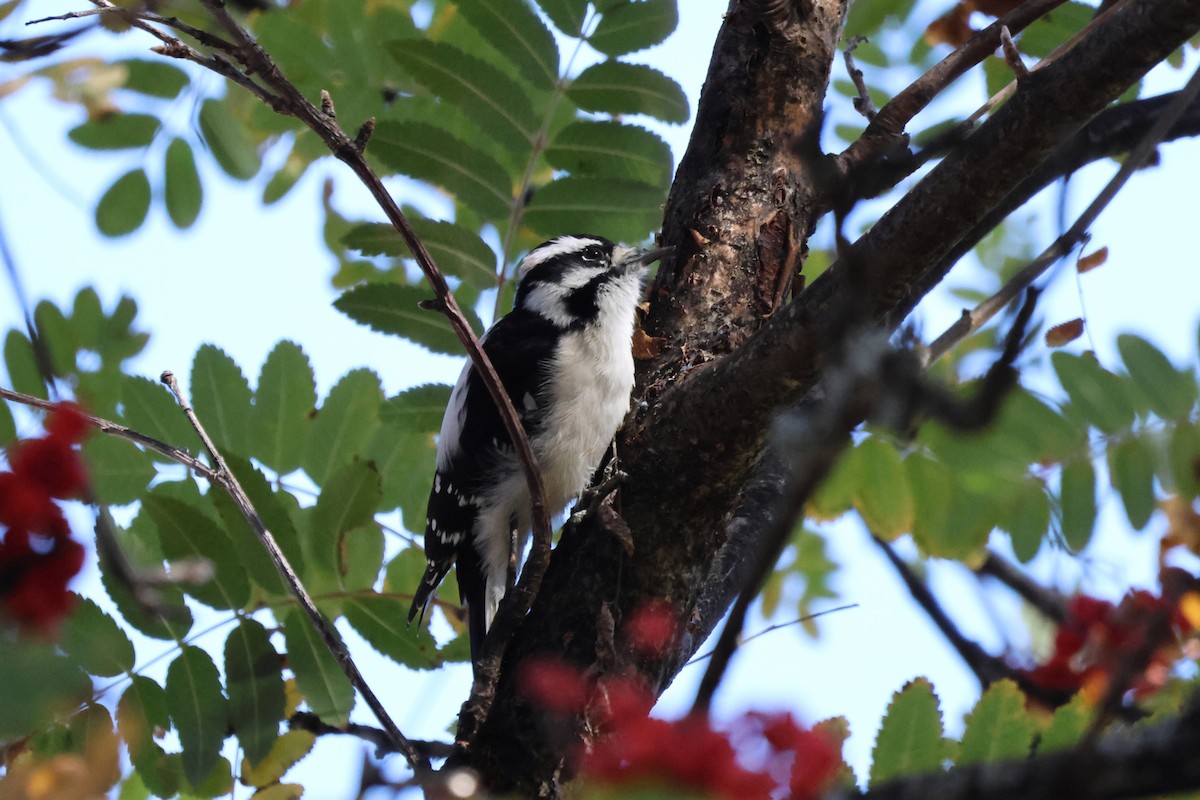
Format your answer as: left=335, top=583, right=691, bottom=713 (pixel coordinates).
left=0, top=404, right=91, bottom=633
left=521, top=602, right=841, bottom=799
left=1018, top=576, right=1199, bottom=702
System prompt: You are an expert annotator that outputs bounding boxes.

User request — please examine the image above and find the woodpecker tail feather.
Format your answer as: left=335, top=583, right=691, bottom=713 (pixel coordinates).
left=407, top=560, right=451, bottom=628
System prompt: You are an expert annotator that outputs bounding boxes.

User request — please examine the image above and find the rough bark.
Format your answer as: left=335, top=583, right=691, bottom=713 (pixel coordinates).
left=461, top=0, right=1200, bottom=792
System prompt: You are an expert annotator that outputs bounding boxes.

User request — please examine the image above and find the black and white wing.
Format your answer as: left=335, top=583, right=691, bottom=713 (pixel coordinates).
left=408, top=311, right=558, bottom=655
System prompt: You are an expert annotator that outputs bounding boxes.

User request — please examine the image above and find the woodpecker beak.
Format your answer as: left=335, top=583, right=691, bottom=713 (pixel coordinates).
left=636, top=245, right=673, bottom=266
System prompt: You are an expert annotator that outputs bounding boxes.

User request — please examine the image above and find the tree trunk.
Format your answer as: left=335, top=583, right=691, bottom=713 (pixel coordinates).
left=461, top=0, right=1200, bottom=793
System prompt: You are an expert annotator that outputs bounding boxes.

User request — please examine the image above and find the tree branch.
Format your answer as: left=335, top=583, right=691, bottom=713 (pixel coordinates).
left=158, top=371, right=427, bottom=773
left=463, top=0, right=1200, bottom=789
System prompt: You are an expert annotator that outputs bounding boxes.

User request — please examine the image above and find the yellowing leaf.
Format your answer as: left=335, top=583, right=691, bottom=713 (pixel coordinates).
left=241, top=730, right=316, bottom=788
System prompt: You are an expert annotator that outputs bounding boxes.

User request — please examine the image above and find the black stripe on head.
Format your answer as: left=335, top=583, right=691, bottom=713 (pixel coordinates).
left=514, top=235, right=616, bottom=313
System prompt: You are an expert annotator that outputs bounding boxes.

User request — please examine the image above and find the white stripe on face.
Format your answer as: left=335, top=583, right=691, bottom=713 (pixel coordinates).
left=518, top=235, right=608, bottom=280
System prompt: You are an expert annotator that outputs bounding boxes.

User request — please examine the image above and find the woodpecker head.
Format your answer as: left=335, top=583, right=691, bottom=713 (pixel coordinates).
left=514, top=235, right=669, bottom=329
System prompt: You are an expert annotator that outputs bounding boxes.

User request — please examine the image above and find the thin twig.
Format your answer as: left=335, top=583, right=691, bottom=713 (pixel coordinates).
left=872, top=537, right=1071, bottom=708
left=976, top=550, right=1068, bottom=624
left=692, top=292, right=1036, bottom=713
left=839, top=0, right=1068, bottom=165
left=691, top=333, right=894, bottom=714
left=289, top=712, right=455, bottom=761
left=843, top=36, right=877, bottom=121
left=187, top=0, right=551, bottom=717
left=82, top=0, right=553, bottom=731
left=159, top=371, right=427, bottom=775
left=923, top=57, right=1200, bottom=366
left=683, top=604, right=858, bottom=666
left=0, top=386, right=217, bottom=478
left=999, top=26, right=1030, bottom=81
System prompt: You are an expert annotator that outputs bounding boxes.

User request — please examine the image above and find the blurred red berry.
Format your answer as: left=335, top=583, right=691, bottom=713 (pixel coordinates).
left=46, top=403, right=91, bottom=444
left=625, top=600, right=678, bottom=656
left=11, top=436, right=88, bottom=500
left=0, top=471, right=69, bottom=535
left=521, top=658, right=589, bottom=714
left=0, top=534, right=83, bottom=632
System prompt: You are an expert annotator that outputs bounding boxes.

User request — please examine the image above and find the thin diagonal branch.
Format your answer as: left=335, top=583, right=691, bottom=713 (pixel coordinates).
left=161, top=371, right=427, bottom=774
left=77, top=0, right=553, bottom=731
left=923, top=58, right=1200, bottom=366
left=0, top=386, right=217, bottom=478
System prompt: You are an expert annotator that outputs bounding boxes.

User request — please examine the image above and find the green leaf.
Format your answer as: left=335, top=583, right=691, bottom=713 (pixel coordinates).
left=118, top=770, right=152, bottom=800
left=869, top=678, right=947, bottom=786
left=808, top=443, right=860, bottom=520
left=120, top=375, right=203, bottom=455
left=166, top=646, right=229, bottom=787
left=240, top=730, right=316, bottom=788
left=568, top=61, right=689, bottom=123
left=340, top=524, right=385, bottom=592
left=537, top=0, right=590, bottom=36
left=854, top=437, right=914, bottom=538
left=118, top=59, right=190, bottom=98
left=69, top=113, right=160, bottom=150
left=334, top=283, right=483, bottom=355
left=191, top=344, right=253, bottom=456
left=307, top=460, right=383, bottom=581
left=96, top=169, right=152, bottom=237
left=1002, top=480, right=1050, bottom=563
left=993, top=388, right=1084, bottom=465
left=117, top=676, right=170, bottom=762
left=61, top=595, right=136, bottom=678
left=906, top=455, right=952, bottom=552
left=281, top=610, right=355, bottom=726
left=342, top=596, right=444, bottom=669
left=387, top=39, right=536, bottom=153
left=1059, top=458, right=1096, bottom=551
left=0, top=399, right=13, bottom=446
left=164, top=138, right=203, bottom=229
left=250, top=340, right=316, bottom=475
left=957, top=680, right=1037, bottom=765
left=144, top=493, right=252, bottom=610
left=199, top=98, right=260, bottom=181
left=1039, top=692, right=1092, bottom=752
left=1169, top=423, right=1200, bottom=500
left=0, top=644, right=91, bottom=739
left=225, top=619, right=286, bottom=764
left=301, top=368, right=383, bottom=487
left=844, top=0, right=917, bottom=38
left=383, top=547, right=429, bottom=594
left=1117, top=334, right=1197, bottom=420
left=82, top=434, right=157, bottom=505
left=343, top=219, right=498, bottom=290
left=99, top=533, right=195, bottom=642
left=1052, top=352, right=1136, bottom=435
left=545, top=121, right=672, bottom=187
left=524, top=176, right=664, bottom=242
left=371, top=121, right=513, bottom=221
left=367, top=417, right=438, bottom=525
left=1109, top=435, right=1156, bottom=530
left=1016, top=1, right=1092, bottom=57
left=589, top=0, right=678, bottom=55
left=183, top=755, right=234, bottom=798
left=454, top=0, right=559, bottom=89
left=380, top=384, right=453, bottom=432
left=4, top=329, right=47, bottom=399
